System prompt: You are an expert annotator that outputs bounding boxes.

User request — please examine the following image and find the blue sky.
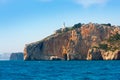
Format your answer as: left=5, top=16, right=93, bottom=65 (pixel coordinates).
left=0, top=0, right=120, bottom=53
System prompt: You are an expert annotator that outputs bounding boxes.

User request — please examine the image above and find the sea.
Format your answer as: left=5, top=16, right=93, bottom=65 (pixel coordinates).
left=0, top=61, right=120, bottom=80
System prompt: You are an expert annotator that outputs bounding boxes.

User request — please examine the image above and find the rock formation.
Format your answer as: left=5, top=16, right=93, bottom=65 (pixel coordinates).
left=87, top=48, right=103, bottom=60
left=102, top=50, right=120, bottom=60
left=24, top=23, right=120, bottom=60
left=10, top=52, right=23, bottom=60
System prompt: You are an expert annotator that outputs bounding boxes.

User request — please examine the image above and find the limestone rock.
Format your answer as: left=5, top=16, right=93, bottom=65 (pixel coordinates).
left=24, top=23, right=120, bottom=60
left=87, top=48, right=103, bottom=60
left=115, top=51, right=120, bottom=60
left=101, top=50, right=120, bottom=60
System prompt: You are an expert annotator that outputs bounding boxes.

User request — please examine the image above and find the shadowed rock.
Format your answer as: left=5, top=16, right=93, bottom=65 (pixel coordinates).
left=87, top=48, right=103, bottom=60
left=10, top=52, right=23, bottom=60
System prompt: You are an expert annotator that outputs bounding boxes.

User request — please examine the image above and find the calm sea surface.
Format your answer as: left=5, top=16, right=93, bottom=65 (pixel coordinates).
left=0, top=61, right=120, bottom=80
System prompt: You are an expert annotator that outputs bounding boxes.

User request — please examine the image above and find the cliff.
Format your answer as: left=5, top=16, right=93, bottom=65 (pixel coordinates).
left=10, top=52, right=23, bottom=60
left=87, top=37, right=120, bottom=60
left=24, top=23, right=120, bottom=60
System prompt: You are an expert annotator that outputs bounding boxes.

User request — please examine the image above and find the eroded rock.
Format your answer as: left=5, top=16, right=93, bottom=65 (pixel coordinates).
left=24, top=23, right=120, bottom=60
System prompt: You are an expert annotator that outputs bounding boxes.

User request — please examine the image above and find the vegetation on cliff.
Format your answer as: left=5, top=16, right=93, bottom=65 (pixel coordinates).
left=91, top=32, right=120, bottom=56
left=55, top=23, right=82, bottom=34
left=24, top=22, right=120, bottom=61
left=108, top=33, right=120, bottom=42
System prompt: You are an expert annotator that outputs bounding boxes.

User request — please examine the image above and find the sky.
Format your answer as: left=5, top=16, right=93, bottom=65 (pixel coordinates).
left=0, top=0, right=120, bottom=53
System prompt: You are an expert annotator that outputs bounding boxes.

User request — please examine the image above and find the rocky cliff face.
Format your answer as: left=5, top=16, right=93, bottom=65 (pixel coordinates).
left=24, top=23, right=120, bottom=60
left=10, top=52, right=23, bottom=60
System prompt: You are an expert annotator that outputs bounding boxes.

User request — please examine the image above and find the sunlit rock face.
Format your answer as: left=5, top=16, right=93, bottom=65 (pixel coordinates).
left=24, top=23, right=120, bottom=60
left=10, top=52, right=23, bottom=60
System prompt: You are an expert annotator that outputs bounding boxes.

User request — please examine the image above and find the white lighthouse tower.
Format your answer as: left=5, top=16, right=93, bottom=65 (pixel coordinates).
left=61, top=22, right=66, bottom=32
left=63, top=22, right=65, bottom=28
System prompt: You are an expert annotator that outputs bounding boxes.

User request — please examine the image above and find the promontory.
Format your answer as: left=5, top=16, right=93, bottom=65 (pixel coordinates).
left=24, top=23, right=120, bottom=60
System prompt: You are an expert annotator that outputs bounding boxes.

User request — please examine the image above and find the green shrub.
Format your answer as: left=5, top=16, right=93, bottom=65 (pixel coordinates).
left=101, top=23, right=111, bottom=26
left=99, top=44, right=108, bottom=50
left=108, top=33, right=120, bottom=42
left=92, top=46, right=99, bottom=48
left=73, top=23, right=82, bottom=29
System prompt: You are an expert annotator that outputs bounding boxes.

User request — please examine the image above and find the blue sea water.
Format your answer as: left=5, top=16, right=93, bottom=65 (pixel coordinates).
left=0, top=61, right=120, bottom=80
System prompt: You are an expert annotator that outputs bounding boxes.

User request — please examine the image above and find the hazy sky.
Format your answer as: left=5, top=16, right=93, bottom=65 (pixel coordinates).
left=0, top=0, right=120, bottom=53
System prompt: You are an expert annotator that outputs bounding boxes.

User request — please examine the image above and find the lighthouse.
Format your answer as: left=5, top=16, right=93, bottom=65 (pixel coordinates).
left=63, top=22, right=65, bottom=28
left=62, top=22, right=66, bottom=32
